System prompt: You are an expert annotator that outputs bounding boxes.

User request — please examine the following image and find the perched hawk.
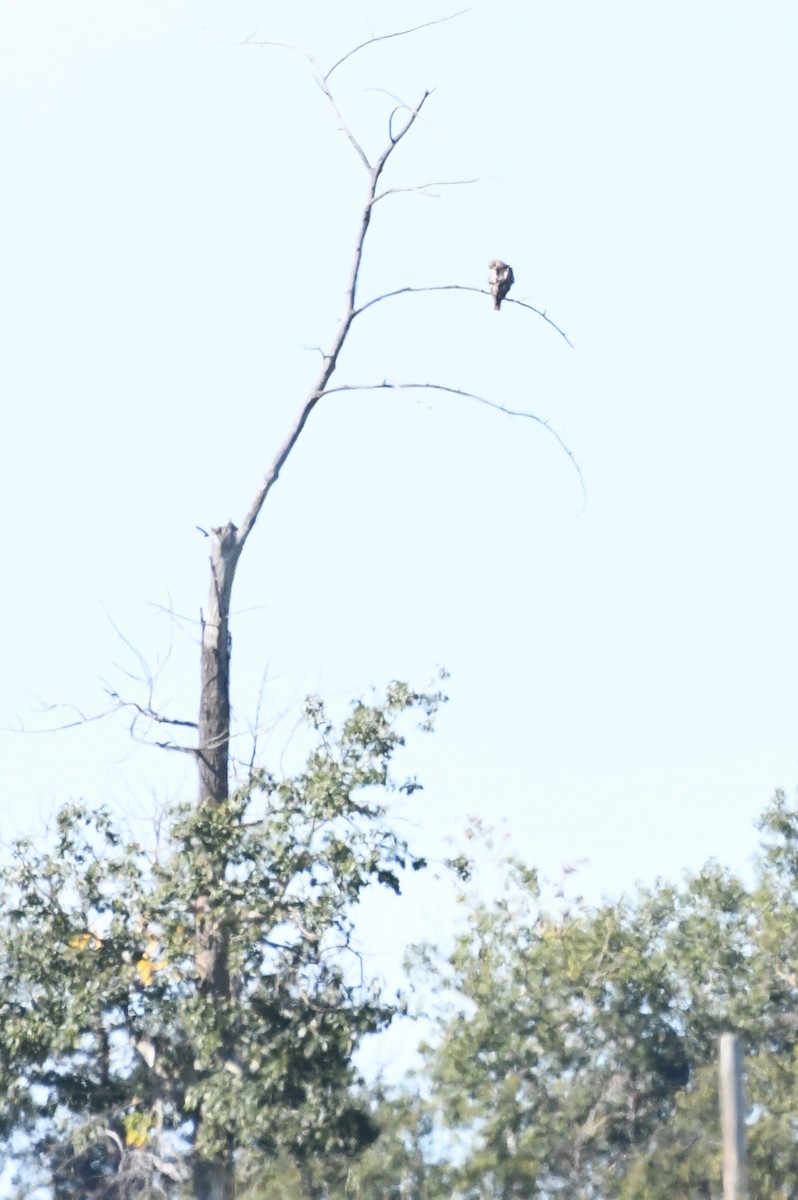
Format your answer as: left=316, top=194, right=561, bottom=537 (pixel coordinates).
left=488, top=260, right=515, bottom=311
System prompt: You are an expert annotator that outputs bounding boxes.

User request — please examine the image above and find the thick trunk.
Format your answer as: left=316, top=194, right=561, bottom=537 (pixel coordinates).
left=196, top=520, right=241, bottom=996
left=194, top=522, right=241, bottom=1199
left=198, top=521, right=241, bottom=807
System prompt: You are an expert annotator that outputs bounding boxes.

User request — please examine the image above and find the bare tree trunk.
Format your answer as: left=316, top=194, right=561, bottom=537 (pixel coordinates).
left=195, top=525, right=237, bottom=1003
left=198, top=521, right=242, bottom=808
left=193, top=524, right=242, bottom=1200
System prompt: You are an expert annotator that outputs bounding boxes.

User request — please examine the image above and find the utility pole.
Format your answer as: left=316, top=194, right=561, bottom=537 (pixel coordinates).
left=719, top=1032, right=747, bottom=1200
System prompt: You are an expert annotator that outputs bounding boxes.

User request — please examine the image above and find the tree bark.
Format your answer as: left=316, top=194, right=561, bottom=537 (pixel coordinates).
left=195, top=522, right=241, bottom=1200
left=198, top=521, right=242, bottom=807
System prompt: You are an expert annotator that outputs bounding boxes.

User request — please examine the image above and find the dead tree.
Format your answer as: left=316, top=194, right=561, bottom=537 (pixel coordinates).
left=190, top=18, right=573, bottom=1200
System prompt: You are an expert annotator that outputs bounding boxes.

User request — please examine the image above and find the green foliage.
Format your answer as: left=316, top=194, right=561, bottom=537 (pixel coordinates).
left=402, top=789, right=798, bottom=1199
left=8, top=693, right=798, bottom=1200
left=0, top=683, right=444, bottom=1199
left=236, top=1088, right=442, bottom=1200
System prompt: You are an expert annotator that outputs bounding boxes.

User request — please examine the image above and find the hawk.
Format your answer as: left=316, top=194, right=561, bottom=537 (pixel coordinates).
left=488, top=260, right=514, bottom=311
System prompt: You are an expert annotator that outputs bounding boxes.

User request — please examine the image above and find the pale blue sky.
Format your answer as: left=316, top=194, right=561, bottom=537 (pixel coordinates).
left=2, top=0, right=798, bottom=981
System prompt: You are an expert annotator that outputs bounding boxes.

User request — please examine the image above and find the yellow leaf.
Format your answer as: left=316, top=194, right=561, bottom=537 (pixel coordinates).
left=68, top=928, right=103, bottom=951
left=135, top=957, right=155, bottom=986
left=124, top=1111, right=153, bottom=1147
left=135, top=950, right=168, bottom=986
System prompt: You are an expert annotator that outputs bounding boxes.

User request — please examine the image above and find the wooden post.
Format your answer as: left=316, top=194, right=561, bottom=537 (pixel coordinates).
left=719, top=1033, right=747, bottom=1200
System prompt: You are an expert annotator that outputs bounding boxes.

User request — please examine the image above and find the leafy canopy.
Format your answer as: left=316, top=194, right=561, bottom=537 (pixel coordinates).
left=396, top=790, right=798, bottom=1200
left=0, top=681, right=445, bottom=1199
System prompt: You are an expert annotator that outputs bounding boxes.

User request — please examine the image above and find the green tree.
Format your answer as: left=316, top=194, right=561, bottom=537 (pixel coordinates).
left=0, top=685, right=442, bottom=1199
left=406, top=791, right=798, bottom=1200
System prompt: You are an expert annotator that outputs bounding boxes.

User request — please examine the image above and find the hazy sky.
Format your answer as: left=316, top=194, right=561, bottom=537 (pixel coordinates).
left=2, top=0, right=798, bottom=997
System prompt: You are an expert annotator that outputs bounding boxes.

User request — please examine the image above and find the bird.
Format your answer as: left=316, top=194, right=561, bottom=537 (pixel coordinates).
left=488, top=260, right=515, bottom=311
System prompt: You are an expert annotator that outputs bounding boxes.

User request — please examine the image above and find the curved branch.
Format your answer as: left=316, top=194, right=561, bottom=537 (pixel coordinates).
left=323, top=11, right=469, bottom=82
left=500, top=297, right=575, bottom=347
left=388, top=104, right=405, bottom=144
left=104, top=1128, right=125, bottom=1166
left=354, top=285, right=575, bottom=347
left=320, top=381, right=586, bottom=508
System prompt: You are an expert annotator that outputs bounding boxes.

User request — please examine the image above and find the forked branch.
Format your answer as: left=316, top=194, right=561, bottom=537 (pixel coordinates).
left=236, top=82, right=431, bottom=549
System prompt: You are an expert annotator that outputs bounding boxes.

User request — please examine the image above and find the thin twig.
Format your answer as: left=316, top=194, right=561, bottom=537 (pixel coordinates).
left=147, top=599, right=202, bottom=632
left=247, top=661, right=273, bottom=779
left=150, top=740, right=199, bottom=757
left=373, top=177, right=478, bottom=203
left=323, top=11, right=469, bottom=82
left=246, top=40, right=372, bottom=169
left=104, top=692, right=198, bottom=731
left=513, top=297, right=576, bottom=348
left=1, top=702, right=114, bottom=735
left=314, top=65, right=373, bottom=170
left=319, top=382, right=586, bottom=508
left=103, top=606, right=166, bottom=691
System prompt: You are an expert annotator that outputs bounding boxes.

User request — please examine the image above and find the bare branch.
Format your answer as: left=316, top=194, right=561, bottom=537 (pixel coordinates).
left=314, top=66, right=373, bottom=170
left=373, top=177, right=479, bottom=203
left=0, top=701, right=114, bottom=736
left=354, top=284, right=575, bottom=347
left=388, top=104, right=405, bottom=143
left=340, top=89, right=429, bottom=313
left=103, top=691, right=198, bottom=732
left=231, top=38, right=441, bottom=552
left=235, top=389, right=324, bottom=548
left=149, top=740, right=199, bottom=757
left=103, top=605, right=167, bottom=691
left=512, top=296, right=576, bottom=348
left=385, top=93, right=431, bottom=151
left=246, top=660, right=274, bottom=780
left=235, top=89, right=432, bottom=550
left=246, top=40, right=372, bottom=170
left=320, top=381, right=586, bottom=508
left=147, top=599, right=202, bottom=632
left=323, top=11, right=469, bottom=82
left=364, top=86, right=413, bottom=106
left=7, top=690, right=195, bottom=749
